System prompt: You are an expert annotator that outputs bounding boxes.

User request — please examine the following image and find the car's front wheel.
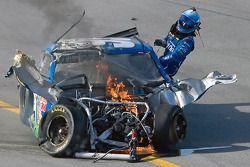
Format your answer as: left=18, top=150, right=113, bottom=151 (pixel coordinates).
left=38, top=104, right=88, bottom=157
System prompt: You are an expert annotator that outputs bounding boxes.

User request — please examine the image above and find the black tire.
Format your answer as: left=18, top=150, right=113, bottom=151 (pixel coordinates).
left=38, top=104, right=88, bottom=157
left=19, top=85, right=34, bottom=126
left=152, top=105, right=187, bottom=152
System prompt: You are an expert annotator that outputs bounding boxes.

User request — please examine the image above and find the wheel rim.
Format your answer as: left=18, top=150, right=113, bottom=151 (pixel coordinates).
left=47, top=116, right=69, bottom=145
left=172, top=113, right=187, bottom=141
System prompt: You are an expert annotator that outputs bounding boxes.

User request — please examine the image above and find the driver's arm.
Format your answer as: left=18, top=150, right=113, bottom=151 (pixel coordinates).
left=161, top=37, right=194, bottom=64
left=159, top=37, right=194, bottom=77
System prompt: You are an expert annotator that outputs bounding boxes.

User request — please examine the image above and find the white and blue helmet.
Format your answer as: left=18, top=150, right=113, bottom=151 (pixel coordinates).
left=176, top=8, right=201, bottom=34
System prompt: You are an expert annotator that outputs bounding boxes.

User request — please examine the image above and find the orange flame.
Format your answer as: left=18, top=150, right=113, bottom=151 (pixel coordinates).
left=106, top=75, right=137, bottom=113
left=136, top=145, right=155, bottom=154
left=112, top=145, right=155, bottom=155
left=96, top=61, right=108, bottom=73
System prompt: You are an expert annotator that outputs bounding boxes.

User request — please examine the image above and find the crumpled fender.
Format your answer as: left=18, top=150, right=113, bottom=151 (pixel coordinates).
left=11, top=50, right=57, bottom=104
left=175, top=71, right=237, bottom=108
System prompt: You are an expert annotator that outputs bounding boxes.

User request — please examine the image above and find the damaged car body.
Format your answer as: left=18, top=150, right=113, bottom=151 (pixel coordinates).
left=8, top=30, right=237, bottom=160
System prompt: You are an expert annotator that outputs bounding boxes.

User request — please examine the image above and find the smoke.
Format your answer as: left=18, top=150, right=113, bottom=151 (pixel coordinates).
left=21, top=0, right=93, bottom=41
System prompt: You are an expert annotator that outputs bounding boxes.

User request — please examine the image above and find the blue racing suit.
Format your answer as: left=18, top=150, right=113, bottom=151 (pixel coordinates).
left=159, top=33, right=194, bottom=77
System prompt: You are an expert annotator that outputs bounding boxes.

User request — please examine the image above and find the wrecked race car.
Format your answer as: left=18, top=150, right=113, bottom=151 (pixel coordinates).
left=6, top=17, right=236, bottom=160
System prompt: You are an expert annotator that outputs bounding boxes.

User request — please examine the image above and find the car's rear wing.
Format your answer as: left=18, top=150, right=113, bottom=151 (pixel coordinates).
left=104, top=27, right=139, bottom=38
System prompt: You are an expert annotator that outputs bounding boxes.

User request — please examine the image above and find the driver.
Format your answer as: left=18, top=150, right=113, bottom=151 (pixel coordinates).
left=154, top=7, right=201, bottom=78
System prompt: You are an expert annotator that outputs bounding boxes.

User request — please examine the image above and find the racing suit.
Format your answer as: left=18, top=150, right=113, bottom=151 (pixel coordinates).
left=158, top=32, right=194, bottom=77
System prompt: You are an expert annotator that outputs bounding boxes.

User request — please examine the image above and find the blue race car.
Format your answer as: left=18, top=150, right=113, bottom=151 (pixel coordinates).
left=7, top=25, right=236, bottom=160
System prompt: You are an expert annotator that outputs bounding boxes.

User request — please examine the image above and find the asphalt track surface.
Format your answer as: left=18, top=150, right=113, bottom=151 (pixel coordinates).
left=0, top=0, right=250, bottom=167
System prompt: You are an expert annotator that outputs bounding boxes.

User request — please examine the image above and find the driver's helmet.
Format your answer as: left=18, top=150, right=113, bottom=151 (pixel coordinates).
left=176, top=8, right=201, bottom=34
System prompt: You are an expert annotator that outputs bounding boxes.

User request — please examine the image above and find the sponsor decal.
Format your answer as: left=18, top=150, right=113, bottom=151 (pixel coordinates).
left=51, top=106, right=65, bottom=113
left=34, top=95, right=48, bottom=124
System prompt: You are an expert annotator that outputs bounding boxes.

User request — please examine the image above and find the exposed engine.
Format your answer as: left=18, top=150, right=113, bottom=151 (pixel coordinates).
left=78, top=97, right=153, bottom=152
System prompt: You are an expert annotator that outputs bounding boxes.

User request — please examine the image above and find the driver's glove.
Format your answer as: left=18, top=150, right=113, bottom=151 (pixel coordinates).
left=154, top=39, right=167, bottom=47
